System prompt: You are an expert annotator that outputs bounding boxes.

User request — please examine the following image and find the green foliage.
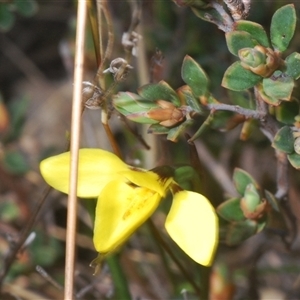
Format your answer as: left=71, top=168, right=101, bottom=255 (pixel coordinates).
left=137, top=81, right=180, bottom=106
left=113, top=92, right=158, bottom=124
left=272, top=126, right=294, bottom=153
left=274, top=100, right=300, bottom=125
left=222, top=4, right=298, bottom=109
left=225, top=219, right=263, bottom=246
left=270, top=4, right=296, bottom=52
left=285, top=52, right=300, bottom=79
left=287, top=152, right=300, bottom=169
left=216, top=168, right=283, bottom=246
left=181, top=55, right=209, bottom=99
left=2, top=150, right=29, bottom=175
left=3, top=97, right=28, bottom=143
left=0, top=0, right=38, bottom=31
left=262, top=71, right=294, bottom=101
left=222, top=61, right=261, bottom=91
left=217, top=197, right=245, bottom=222
left=112, top=5, right=300, bottom=269
left=233, top=168, right=258, bottom=195
left=225, top=31, right=258, bottom=56
left=234, top=20, right=270, bottom=48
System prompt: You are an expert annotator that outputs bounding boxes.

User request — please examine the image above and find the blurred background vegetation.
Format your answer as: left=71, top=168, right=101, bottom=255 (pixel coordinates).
left=1, top=0, right=300, bottom=299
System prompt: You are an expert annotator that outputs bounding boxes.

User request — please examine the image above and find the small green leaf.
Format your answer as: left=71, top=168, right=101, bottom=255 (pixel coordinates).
left=228, top=90, right=255, bottom=109
left=174, top=165, right=202, bottom=192
left=4, top=96, right=27, bottom=143
left=262, top=71, right=294, bottom=101
left=272, top=126, right=294, bottom=153
left=177, top=85, right=204, bottom=114
left=266, top=209, right=287, bottom=236
left=225, top=220, right=258, bottom=246
left=2, top=151, right=29, bottom=175
left=138, top=81, right=180, bottom=106
left=288, top=152, right=300, bottom=169
left=222, top=61, right=261, bottom=91
left=235, top=20, right=270, bottom=48
left=275, top=100, right=299, bottom=125
left=270, top=4, right=296, bottom=52
left=242, top=183, right=261, bottom=213
left=217, top=198, right=245, bottom=222
left=113, top=92, right=158, bottom=124
left=285, top=52, right=300, bottom=80
left=13, top=0, right=38, bottom=17
left=181, top=55, right=209, bottom=99
left=264, top=190, right=280, bottom=212
left=191, top=5, right=223, bottom=26
left=0, top=3, right=14, bottom=31
left=256, top=83, right=281, bottom=106
left=0, top=201, right=20, bottom=222
left=147, top=123, right=169, bottom=134
left=225, top=31, right=258, bottom=56
left=209, top=110, right=236, bottom=131
left=166, top=119, right=194, bottom=142
left=233, top=168, right=258, bottom=195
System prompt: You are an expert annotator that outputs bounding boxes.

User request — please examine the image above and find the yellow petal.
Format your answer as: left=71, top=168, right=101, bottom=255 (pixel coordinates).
left=40, top=149, right=128, bottom=198
left=165, top=190, right=218, bottom=266
left=122, top=168, right=172, bottom=197
left=93, top=179, right=161, bottom=253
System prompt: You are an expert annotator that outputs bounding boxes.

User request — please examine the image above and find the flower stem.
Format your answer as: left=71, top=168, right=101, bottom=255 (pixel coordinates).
left=106, top=254, right=131, bottom=300
left=147, top=218, right=202, bottom=297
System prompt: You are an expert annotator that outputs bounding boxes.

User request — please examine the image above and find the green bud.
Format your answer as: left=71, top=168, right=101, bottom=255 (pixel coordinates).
left=239, top=45, right=283, bottom=78
left=243, top=184, right=261, bottom=211
left=239, top=48, right=266, bottom=68
left=113, top=92, right=159, bottom=124
left=240, top=184, right=267, bottom=220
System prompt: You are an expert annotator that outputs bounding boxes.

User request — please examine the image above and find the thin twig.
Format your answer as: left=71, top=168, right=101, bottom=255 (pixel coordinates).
left=210, top=0, right=234, bottom=32
left=95, top=0, right=114, bottom=84
left=0, top=186, right=52, bottom=289
left=193, top=140, right=238, bottom=196
left=64, top=1, right=87, bottom=299
left=207, top=103, right=263, bottom=119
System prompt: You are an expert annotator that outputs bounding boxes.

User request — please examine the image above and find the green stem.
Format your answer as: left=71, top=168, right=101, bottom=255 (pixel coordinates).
left=106, top=254, right=132, bottom=300
left=188, top=112, right=214, bottom=143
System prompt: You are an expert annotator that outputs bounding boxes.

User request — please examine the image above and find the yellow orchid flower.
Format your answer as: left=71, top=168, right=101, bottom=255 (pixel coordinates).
left=40, top=148, right=218, bottom=267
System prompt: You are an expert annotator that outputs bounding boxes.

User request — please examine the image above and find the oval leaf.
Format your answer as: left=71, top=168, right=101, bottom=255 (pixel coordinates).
left=113, top=92, right=158, bottom=124
left=138, top=81, right=180, bottom=106
left=225, top=31, right=258, bottom=56
left=233, top=168, right=258, bottom=195
left=217, top=198, right=245, bottom=222
left=235, top=20, right=270, bottom=48
left=275, top=100, right=299, bottom=125
left=272, top=126, right=294, bottom=153
left=177, top=85, right=204, bottom=114
left=288, top=152, right=300, bottom=169
left=225, top=220, right=257, bottom=246
left=270, top=4, right=296, bottom=52
left=285, top=52, right=300, bottom=80
left=256, top=83, right=281, bottom=106
left=222, top=61, right=261, bottom=91
left=181, top=55, right=209, bottom=98
left=262, top=72, right=294, bottom=101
